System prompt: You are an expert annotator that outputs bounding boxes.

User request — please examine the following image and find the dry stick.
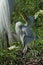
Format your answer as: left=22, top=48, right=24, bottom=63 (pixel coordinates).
left=8, top=45, right=19, bottom=50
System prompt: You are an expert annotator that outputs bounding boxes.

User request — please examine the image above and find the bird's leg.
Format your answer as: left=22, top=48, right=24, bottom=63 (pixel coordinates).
left=23, top=44, right=28, bottom=54
left=5, top=32, right=10, bottom=47
left=2, top=32, right=4, bottom=49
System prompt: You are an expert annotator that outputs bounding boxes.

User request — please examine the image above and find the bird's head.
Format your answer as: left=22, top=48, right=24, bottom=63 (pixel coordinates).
left=26, top=15, right=35, bottom=27
left=28, top=16, right=34, bottom=22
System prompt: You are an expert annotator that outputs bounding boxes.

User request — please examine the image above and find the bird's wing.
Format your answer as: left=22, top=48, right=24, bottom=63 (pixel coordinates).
left=22, top=27, right=31, bottom=36
left=22, top=27, right=34, bottom=39
left=23, top=35, right=33, bottom=45
left=22, top=27, right=27, bottom=35
left=22, top=30, right=34, bottom=45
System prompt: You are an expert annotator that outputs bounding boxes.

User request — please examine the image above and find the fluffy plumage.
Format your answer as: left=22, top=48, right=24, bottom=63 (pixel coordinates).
left=15, top=21, right=35, bottom=53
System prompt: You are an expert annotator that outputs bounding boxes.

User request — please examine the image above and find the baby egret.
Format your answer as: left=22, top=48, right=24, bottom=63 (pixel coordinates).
left=15, top=21, right=35, bottom=54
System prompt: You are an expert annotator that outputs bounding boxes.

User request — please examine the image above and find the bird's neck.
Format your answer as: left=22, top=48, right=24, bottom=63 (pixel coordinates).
left=25, top=23, right=30, bottom=28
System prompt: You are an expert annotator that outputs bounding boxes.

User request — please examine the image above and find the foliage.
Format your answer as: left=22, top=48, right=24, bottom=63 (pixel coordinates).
left=12, top=0, right=43, bottom=47
left=0, top=0, right=43, bottom=65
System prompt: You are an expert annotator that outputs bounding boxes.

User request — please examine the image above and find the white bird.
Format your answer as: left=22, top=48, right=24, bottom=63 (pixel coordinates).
left=15, top=21, right=35, bottom=54
left=0, top=0, right=14, bottom=48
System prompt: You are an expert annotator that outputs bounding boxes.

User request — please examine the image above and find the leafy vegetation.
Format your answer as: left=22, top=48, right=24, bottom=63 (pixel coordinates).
left=0, top=0, right=43, bottom=65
